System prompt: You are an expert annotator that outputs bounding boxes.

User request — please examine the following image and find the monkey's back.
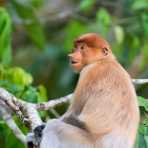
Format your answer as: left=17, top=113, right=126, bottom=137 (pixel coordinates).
left=73, top=59, right=139, bottom=148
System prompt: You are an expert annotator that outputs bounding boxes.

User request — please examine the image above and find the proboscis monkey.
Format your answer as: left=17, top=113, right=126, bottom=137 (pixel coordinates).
left=40, top=33, right=140, bottom=148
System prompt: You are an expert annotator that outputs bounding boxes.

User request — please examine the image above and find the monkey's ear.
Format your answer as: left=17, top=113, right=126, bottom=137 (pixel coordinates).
left=102, top=48, right=109, bottom=56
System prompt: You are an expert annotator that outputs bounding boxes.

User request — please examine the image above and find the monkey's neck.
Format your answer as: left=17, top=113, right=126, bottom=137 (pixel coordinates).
left=81, top=57, right=116, bottom=75
left=83, top=54, right=116, bottom=71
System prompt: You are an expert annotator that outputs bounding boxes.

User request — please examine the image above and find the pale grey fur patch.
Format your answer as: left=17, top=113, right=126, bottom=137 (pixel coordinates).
left=100, top=130, right=133, bottom=148
left=40, top=119, right=94, bottom=148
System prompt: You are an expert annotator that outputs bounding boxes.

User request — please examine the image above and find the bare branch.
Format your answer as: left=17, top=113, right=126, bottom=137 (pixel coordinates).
left=0, top=88, right=42, bottom=130
left=132, top=79, right=148, bottom=85
left=0, top=101, right=26, bottom=144
left=35, top=93, right=73, bottom=110
left=22, top=103, right=43, bottom=129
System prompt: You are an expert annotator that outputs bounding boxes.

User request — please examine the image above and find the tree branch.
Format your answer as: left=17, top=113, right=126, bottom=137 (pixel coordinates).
left=132, top=79, right=148, bottom=85
left=0, top=78, right=147, bottom=145
left=0, top=100, right=27, bottom=144
left=35, top=93, right=73, bottom=110
left=0, top=88, right=42, bottom=130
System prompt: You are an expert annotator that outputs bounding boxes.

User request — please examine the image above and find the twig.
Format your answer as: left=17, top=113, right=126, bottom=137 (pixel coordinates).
left=0, top=101, right=26, bottom=144
left=49, top=108, right=60, bottom=118
left=35, top=93, right=73, bottom=110
left=132, top=79, right=148, bottom=85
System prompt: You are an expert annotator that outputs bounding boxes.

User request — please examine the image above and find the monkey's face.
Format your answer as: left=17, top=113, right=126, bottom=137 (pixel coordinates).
left=68, top=43, right=101, bottom=72
left=68, top=33, right=112, bottom=72
left=68, top=43, right=84, bottom=72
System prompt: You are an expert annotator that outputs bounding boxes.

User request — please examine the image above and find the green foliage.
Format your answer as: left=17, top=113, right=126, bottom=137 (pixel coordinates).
left=80, top=0, right=95, bottom=12
left=132, top=0, right=148, bottom=10
left=0, top=123, right=25, bottom=148
left=136, top=96, right=148, bottom=148
left=96, top=8, right=112, bottom=36
left=0, top=9, right=47, bottom=147
left=31, top=0, right=43, bottom=8
left=135, top=134, right=148, bottom=148
left=141, top=13, right=148, bottom=38
left=0, top=0, right=148, bottom=147
left=114, top=25, right=125, bottom=44
left=64, top=20, right=87, bottom=51
left=0, top=65, right=47, bottom=103
left=38, top=85, right=48, bottom=102
left=0, top=7, right=12, bottom=66
left=138, top=96, right=148, bottom=111
left=6, top=67, right=33, bottom=86
left=10, top=0, right=46, bottom=49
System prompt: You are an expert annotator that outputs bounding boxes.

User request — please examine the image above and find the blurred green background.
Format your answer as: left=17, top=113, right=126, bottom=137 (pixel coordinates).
left=0, top=0, right=148, bottom=147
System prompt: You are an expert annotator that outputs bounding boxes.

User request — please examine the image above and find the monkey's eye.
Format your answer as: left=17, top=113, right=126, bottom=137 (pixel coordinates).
left=80, top=45, right=84, bottom=50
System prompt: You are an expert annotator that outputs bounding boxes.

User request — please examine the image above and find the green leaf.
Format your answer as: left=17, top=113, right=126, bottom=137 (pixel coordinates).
left=11, top=0, right=46, bottom=49
left=31, top=0, right=43, bottom=8
left=21, top=86, right=38, bottom=102
left=64, top=21, right=87, bottom=51
left=127, top=36, right=139, bottom=64
left=96, top=8, right=111, bottom=27
left=37, top=85, right=48, bottom=102
left=135, top=133, right=148, bottom=148
left=114, top=25, right=124, bottom=44
left=80, top=0, right=95, bottom=11
left=144, top=136, right=148, bottom=147
left=139, top=123, right=148, bottom=135
left=7, top=67, right=33, bottom=86
left=96, top=8, right=111, bottom=36
left=132, top=0, right=148, bottom=10
left=138, top=96, right=148, bottom=111
left=140, top=42, right=148, bottom=70
left=0, top=7, right=12, bottom=66
left=0, top=120, right=5, bottom=124
left=141, top=13, right=148, bottom=38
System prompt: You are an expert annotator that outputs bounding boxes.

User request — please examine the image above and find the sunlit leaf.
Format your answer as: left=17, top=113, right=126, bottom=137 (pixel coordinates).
left=114, top=25, right=124, bottom=44
left=0, top=7, right=12, bottom=66
left=132, top=0, right=148, bottom=10
left=96, top=8, right=111, bottom=36
left=96, top=8, right=111, bottom=27
left=7, top=67, right=33, bottom=86
left=80, top=0, right=95, bottom=11
left=37, top=85, right=48, bottom=102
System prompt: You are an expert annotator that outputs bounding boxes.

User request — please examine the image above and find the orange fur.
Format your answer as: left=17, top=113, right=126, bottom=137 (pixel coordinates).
left=41, top=33, right=139, bottom=148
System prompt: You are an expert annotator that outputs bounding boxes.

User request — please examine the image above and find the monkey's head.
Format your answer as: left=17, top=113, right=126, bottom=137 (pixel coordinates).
left=68, top=33, right=113, bottom=72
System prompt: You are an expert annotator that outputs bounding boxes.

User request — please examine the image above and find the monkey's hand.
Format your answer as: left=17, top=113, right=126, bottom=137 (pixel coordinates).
left=27, top=124, right=45, bottom=148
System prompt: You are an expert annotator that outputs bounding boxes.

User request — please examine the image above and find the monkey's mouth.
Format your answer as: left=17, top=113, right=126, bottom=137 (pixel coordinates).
left=70, top=60, right=79, bottom=65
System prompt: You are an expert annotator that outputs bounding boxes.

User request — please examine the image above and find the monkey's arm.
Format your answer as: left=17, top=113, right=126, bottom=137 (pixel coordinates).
left=78, top=94, right=118, bottom=136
